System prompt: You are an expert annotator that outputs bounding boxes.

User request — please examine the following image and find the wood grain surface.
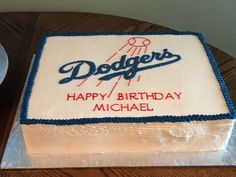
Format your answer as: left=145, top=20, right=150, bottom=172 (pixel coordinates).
left=0, top=12, right=236, bottom=177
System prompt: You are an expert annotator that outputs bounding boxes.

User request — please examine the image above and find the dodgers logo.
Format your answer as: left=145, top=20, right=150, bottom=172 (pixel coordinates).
left=58, top=49, right=181, bottom=84
left=58, top=37, right=182, bottom=85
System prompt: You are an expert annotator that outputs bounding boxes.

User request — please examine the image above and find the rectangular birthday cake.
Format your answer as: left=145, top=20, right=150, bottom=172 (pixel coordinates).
left=20, top=32, right=236, bottom=154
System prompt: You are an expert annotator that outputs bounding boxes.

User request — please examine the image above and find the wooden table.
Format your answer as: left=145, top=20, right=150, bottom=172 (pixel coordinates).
left=0, top=12, right=236, bottom=177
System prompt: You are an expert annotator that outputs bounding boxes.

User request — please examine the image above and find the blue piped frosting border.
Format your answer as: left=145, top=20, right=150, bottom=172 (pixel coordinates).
left=20, top=31, right=236, bottom=125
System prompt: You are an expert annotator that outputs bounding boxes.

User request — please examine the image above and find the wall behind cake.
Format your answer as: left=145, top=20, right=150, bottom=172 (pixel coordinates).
left=0, top=0, right=235, bottom=58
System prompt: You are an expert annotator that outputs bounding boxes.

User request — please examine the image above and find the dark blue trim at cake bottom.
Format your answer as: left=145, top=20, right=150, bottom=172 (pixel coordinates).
left=20, top=31, right=236, bottom=125
left=20, top=113, right=233, bottom=125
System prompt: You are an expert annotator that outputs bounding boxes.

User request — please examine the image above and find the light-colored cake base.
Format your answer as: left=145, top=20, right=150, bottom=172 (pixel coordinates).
left=20, top=33, right=236, bottom=154
left=22, top=119, right=235, bottom=154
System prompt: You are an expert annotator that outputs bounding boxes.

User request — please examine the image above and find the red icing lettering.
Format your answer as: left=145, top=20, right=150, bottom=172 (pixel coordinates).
left=165, top=93, right=174, bottom=100
left=154, top=92, right=164, bottom=100
left=146, top=103, right=154, bottom=111
left=139, top=103, right=146, bottom=111
left=93, top=104, right=105, bottom=111
left=67, top=93, right=76, bottom=101
left=137, top=92, right=146, bottom=100
left=130, top=92, right=139, bottom=100
left=129, top=103, right=139, bottom=111
left=146, top=92, right=156, bottom=100
left=120, top=104, right=129, bottom=111
left=174, top=92, right=182, bottom=99
left=100, top=93, right=107, bottom=100
left=111, top=104, right=120, bottom=111
left=77, top=93, right=85, bottom=100
left=66, top=92, right=107, bottom=101
left=85, top=93, right=92, bottom=100
left=117, top=93, right=124, bottom=100
left=93, top=103, right=154, bottom=112
left=92, top=93, right=99, bottom=100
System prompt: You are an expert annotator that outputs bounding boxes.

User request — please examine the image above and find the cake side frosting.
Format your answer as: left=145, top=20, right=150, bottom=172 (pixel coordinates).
left=20, top=32, right=236, bottom=125
left=22, top=119, right=235, bottom=153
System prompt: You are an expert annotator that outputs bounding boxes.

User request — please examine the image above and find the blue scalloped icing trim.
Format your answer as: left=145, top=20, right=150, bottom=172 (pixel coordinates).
left=20, top=31, right=236, bottom=125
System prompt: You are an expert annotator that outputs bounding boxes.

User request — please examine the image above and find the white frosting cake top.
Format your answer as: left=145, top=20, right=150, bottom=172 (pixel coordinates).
left=21, top=32, right=235, bottom=124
